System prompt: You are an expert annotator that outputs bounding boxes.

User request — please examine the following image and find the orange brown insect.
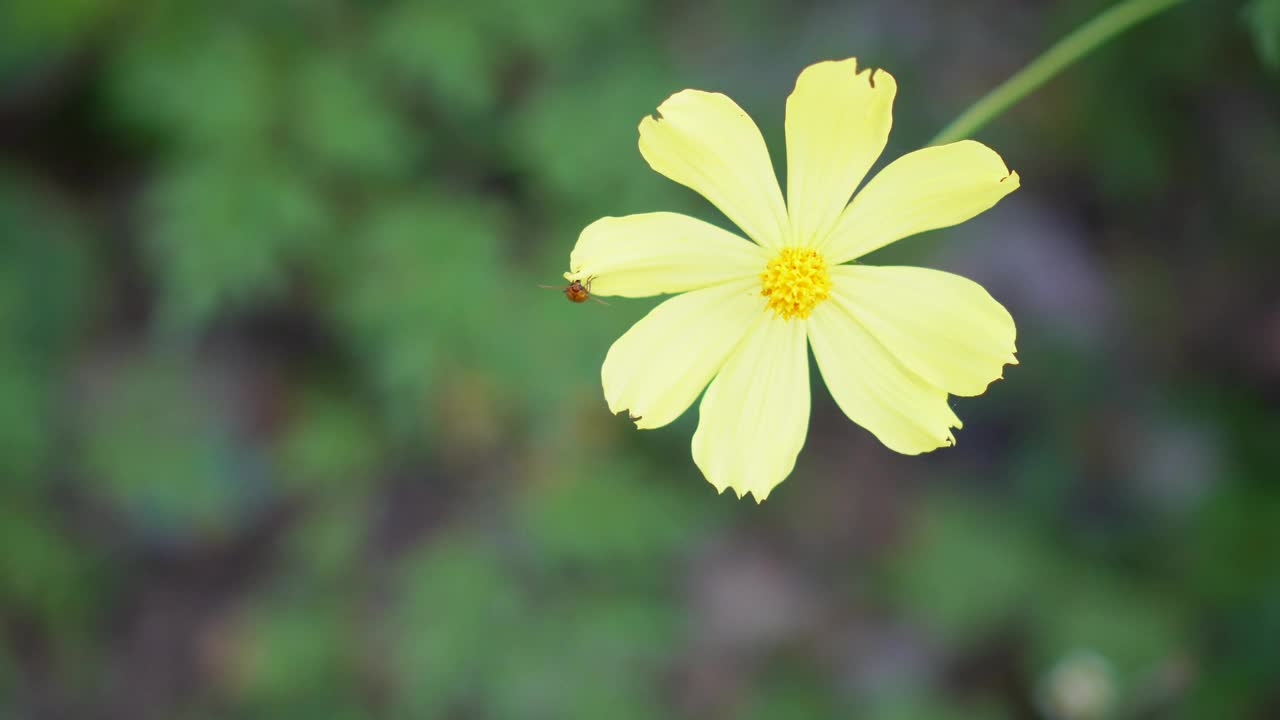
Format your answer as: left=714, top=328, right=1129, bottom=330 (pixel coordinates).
left=539, top=277, right=607, bottom=305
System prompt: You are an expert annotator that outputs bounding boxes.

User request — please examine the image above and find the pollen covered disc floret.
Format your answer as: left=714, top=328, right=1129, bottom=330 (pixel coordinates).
left=760, top=246, right=832, bottom=320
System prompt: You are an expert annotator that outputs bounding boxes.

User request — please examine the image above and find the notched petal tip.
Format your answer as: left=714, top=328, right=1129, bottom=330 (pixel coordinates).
left=797, top=57, right=896, bottom=93
left=608, top=404, right=645, bottom=426
left=715, top=479, right=776, bottom=503
left=615, top=407, right=658, bottom=430
left=909, top=430, right=958, bottom=455
left=637, top=105, right=670, bottom=134
left=987, top=352, right=1020, bottom=386
left=856, top=63, right=896, bottom=93
left=945, top=139, right=1019, bottom=185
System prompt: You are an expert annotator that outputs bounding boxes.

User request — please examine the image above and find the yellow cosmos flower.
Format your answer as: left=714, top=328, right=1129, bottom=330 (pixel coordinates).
left=564, top=58, right=1020, bottom=501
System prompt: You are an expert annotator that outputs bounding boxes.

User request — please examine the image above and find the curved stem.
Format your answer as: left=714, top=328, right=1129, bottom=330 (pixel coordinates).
left=930, top=0, right=1187, bottom=145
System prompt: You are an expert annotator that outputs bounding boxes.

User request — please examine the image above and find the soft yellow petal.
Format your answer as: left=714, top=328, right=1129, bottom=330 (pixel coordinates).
left=692, top=315, right=809, bottom=502
left=566, top=212, right=768, bottom=298
left=821, top=140, right=1019, bottom=264
left=807, top=293, right=962, bottom=455
left=639, top=90, right=788, bottom=248
left=785, top=58, right=895, bottom=246
left=831, top=266, right=1016, bottom=397
left=603, top=279, right=762, bottom=430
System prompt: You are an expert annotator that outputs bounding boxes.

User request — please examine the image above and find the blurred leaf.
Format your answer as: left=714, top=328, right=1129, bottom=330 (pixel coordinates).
left=372, top=0, right=645, bottom=117
left=0, top=648, right=12, bottom=699
left=898, top=496, right=1186, bottom=696
left=484, top=0, right=644, bottom=59
left=144, top=158, right=328, bottom=331
left=372, top=2, right=497, bottom=114
left=80, top=356, right=267, bottom=541
left=1244, top=0, right=1280, bottom=69
left=741, top=664, right=845, bottom=720
left=393, top=527, right=679, bottom=719
left=108, top=20, right=275, bottom=147
left=520, top=459, right=708, bottom=571
left=336, top=192, right=504, bottom=431
left=0, top=178, right=92, bottom=486
left=511, top=55, right=680, bottom=215
left=229, top=592, right=360, bottom=711
left=0, top=178, right=92, bottom=366
left=392, top=534, right=522, bottom=717
left=1180, top=481, right=1280, bottom=715
left=291, top=53, right=417, bottom=179
left=275, top=390, right=379, bottom=498
left=0, top=499, right=105, bottom=643
left=891, top=496, right=1048, bottom=642
left=0, top=362, right=52, bottom=487
left=870, top=694, right=1008, bottom=720
left=1072, top=2, right=1216, bottom=201
left=488, top=596, right=674, bottom=720
left=0, top=0, right=116, bottom=41
left=276, top=502, right=368, bottom=588
left=273, top=389, right=377, bottom=584
left=0, top=0, right=118, bottom=82
left=1185, top=483, right=1280, bottom=606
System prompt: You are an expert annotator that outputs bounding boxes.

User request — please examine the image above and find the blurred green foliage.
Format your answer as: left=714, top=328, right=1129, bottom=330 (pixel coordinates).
left=1, top=0, right=1278, bottom=718
left=1245, top=0, right=1280, bottom=69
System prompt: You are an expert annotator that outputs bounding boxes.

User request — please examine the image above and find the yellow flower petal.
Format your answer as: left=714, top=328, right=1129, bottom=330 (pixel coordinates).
left=831, top=266, right=1016, bottom=397
left=567, top=212, right=768, bottom=298
left=639, top=90, right=788, bottom=248
left=807, top=293, right=962, bottom=455
left=820, top=140, right=1019, bottom=264
left=603, top=279, right=762, bottom=430
left=692, top=315, right=809, bottom=501
left=785, top=58, right=895, bottom=246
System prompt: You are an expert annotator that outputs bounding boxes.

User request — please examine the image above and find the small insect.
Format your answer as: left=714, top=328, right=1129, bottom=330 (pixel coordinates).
left=540, top=277, right=608, bottom=305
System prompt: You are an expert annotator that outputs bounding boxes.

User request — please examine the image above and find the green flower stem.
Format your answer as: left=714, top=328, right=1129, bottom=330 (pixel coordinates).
left=930, top=0, right=1188, bottom=145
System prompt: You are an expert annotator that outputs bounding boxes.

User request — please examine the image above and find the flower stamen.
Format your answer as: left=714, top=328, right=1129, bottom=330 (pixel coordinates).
left=760, top=247, right=832, bottom=320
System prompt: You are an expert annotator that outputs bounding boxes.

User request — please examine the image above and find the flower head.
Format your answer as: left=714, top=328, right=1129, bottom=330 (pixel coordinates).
left=565, top=58, right=1019, bottom=501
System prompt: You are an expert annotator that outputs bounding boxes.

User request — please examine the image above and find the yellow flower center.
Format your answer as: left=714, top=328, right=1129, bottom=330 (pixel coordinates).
left=760, top=246, right=832, bottom=320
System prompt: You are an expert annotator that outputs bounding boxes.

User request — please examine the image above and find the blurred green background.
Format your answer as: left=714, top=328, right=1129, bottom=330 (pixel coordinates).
left=1, top=0, right=1278, bottom=718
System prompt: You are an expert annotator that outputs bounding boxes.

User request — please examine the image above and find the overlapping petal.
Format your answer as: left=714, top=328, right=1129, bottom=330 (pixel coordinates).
left=831, top=266, right=1016, bottom=397
left=602, top=279, right=762, bottom=430
left=692, top=315, right=809, bottom=501
left=566, top=212, right=767, bottom=298
left=820, top=140, right=1019, bottom=264
left=807, top=292, right=962, bottom=455
left=785, top=58, right=896, bottom=246
left=639, top=90, right=789, bottom=248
